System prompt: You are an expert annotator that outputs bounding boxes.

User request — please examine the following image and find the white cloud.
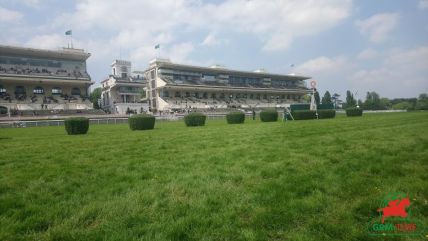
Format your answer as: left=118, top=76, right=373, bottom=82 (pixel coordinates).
left=296, top=56, right=348, bottom=74
left=66, top=0, right=352, bottom=53
left=355, top=13, right=399, bottom=43
left=0, top=7, right=23, bottom=23
left=200, top=33, right=228, bottom=46
left=419, top=0, right=428, bottom=9
left=357, top=48, right=378, bottom=60
left=25, top=34, right=65, bottom=49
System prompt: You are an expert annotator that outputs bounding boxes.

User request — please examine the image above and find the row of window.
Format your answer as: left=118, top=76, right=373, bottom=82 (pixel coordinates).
left=161, top=91, right=300, bottom=100
left=0, top=85, right=81, bottom=95
left=161, top=73, right=299, bottom=87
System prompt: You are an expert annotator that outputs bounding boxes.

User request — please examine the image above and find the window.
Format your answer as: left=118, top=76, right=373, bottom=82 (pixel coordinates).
left=185, top=92, right=190, bottom=97
left=121, top=73, right=127, bottom=78
left=121, top=66, right=127, bottom=72
left=249, top=94, right=253, bottom=99
left=220, top=93, right=225, bottom=99
left=150, top=70, right=155, bottom=79
left=212, top=93, right=216, bottom=99
left=163, top=91, right=169, bottom=98
left=175, top=92, right=181, bottom=98
left=0, top=85, right=6, bottom=93
left=33, top=86, right=44, bottom=94
left=52, top=87, right=62, bottom=95
left=263, top=94, right=267, bottom=99
left=71, top=87, right=81, bottom=95
left=202, top=92, right=208, bottom=99
left=15, top=86, right=26, bottom=94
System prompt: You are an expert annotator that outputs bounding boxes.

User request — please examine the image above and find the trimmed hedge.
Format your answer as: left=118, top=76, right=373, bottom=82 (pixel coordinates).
left=128, top=114, right=155, bottom=130
left=260, top=109, right=278, bottom=122
left=64, top=117, right=89, bottom=135
left=226, top=111, right=245, bottom=124
left=184, top=112, right=207, bottom=127
left=318, top=109, right=336, bottom=119
left=346, top=108, right=363, bottom=117
left=291, top=110, right=317, bottom=120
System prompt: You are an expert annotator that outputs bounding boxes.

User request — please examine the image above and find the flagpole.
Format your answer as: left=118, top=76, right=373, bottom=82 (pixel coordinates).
left=70, top=33, right=73, bottom=49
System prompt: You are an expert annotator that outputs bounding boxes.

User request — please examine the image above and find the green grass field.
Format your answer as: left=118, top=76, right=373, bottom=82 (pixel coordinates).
left=1, top=112, right=427, bottom=241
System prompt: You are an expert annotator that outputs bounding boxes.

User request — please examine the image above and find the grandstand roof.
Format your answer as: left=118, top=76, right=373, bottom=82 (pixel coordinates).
left=149, top=59, right=311, bottom=80
left=0, top=45, right=90, bottom=61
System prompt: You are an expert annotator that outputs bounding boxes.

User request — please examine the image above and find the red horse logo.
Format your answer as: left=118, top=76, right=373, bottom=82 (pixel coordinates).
left=377, top=198, right=411, bottom=223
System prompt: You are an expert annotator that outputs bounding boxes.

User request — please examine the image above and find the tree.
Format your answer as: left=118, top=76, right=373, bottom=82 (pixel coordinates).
left=89, top=87, right=102, bottom=109
left=416, top=93, right=428, bottom=110
left=331, top=93, right=340, bottom=109
left=363, top=91, right=382, bottom=110
left=322, top=91, right=332, bottom=104
left=344, top=90, right=356, bottom=109
left=314, top=90, right=320, bottom=106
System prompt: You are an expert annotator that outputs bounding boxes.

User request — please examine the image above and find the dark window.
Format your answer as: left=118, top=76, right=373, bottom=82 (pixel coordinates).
left=203, top=92, right=208, bottom=99
left=263, top=94, right=267, bottom=99
left=212, top=93, right=216, bottom=99
left=71, top=87, right=81, bottom=95
left=185, top=92, right=190, bottom=97
left=0, top=85, right=6, bottom=93
left=175, top=92, right=181, bottom=98
left=15, top=86, right=26, bottom=94
left=220, top=93, right=225, bottom=99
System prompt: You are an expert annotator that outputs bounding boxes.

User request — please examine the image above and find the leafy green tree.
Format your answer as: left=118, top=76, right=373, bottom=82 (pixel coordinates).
left=344, top=90, right=356, bottom=109
left=363, top=91, right=382, bottom=110
left=416, top=93, right=428, bottom=110
left=392, top=101, right=413, bottom=110
left=380, top=98, right=391, bottom=110
left=89, top=87, right=102, bottom=109
left=322, top=91, right=332, bottom=104
left=331, top=93, right=340, bottom=109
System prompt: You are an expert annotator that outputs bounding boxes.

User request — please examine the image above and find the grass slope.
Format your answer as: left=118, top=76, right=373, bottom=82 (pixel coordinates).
left=0, top=112, right=427, bottom=241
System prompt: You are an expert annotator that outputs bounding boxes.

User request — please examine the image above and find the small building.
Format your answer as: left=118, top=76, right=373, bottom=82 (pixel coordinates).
left=101, top=60, right=148, bottom=114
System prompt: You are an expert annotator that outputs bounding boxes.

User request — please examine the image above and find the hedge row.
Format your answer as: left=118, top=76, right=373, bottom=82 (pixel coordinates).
left=260, top=110, right=278, bottom=122
left=64, top=117, right=89, bottom=135
left=226, top=111, right=245, bottom=124
left=346, top=108, right=363, bottom=117
left=317, top=109, right=336, bottom=119
left=184, top=112, right=207, bottom=126
left=291, top=110, right=317, bottom=120
left=129, top=114, right=156, bottom=130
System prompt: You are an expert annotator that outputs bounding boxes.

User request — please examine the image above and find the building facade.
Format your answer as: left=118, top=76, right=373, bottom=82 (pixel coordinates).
left=143, top=58, right=311, bottom=111
left=101, top=60, right=148, bottom=114
left=0, top=45, right=93, bottom=114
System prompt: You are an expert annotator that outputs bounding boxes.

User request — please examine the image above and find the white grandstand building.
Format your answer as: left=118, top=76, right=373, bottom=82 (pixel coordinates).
left=100, top=60, right=148, bottom=114
left=0, top=45, right=95, bottom=116
left=143, top=58, right=311, bottom=112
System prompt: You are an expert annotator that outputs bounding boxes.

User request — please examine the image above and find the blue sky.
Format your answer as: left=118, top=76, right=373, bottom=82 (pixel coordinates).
left=0, top=0, right=427, bottom=99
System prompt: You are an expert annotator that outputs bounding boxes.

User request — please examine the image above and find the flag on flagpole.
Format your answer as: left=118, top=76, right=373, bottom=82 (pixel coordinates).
left=154, top=44, right=160, bottom=49
left=65, top=30, right=72, bottom=35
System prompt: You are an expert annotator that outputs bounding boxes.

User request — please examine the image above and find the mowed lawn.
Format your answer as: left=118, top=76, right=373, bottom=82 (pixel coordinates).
left=0, top=112, right=427, bottom=241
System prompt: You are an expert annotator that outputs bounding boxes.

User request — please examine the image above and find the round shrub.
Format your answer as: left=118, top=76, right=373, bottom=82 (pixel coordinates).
left=260, top=109, right=278, bottom=122
left=184, top=112, right=206, bottom=127
left=226, top=111, right=245, bottom=124
left=64, top=117, right=89, bottom=135
left=291, top=110, right=317, bottom=120
left=346, top=108, right=363, bottom=117
left=317, top=109, right=336, bottom=119
left=128, top=114, right=155, bottom=130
